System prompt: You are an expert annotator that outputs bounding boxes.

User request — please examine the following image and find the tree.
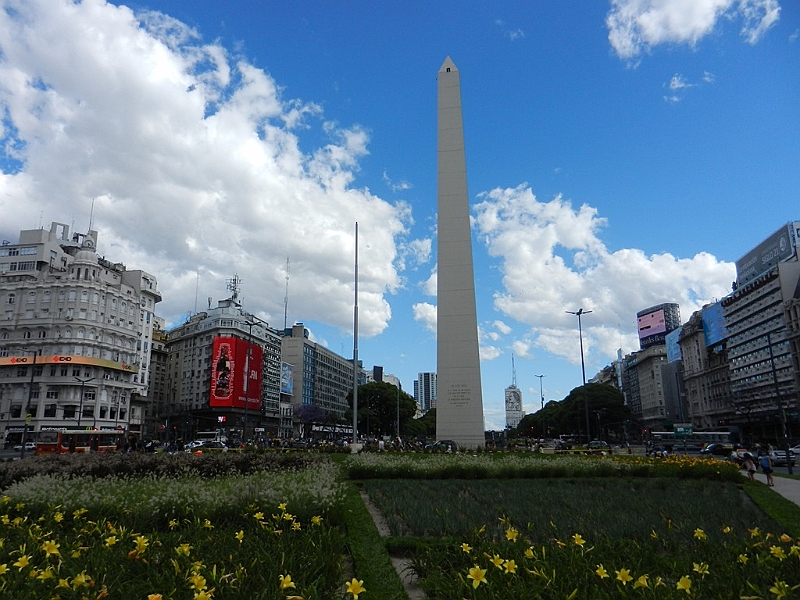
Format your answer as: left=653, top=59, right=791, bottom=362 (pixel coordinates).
left=294, top=403, right=326, bottom=438
left=346, top=382, right=417, bottom=438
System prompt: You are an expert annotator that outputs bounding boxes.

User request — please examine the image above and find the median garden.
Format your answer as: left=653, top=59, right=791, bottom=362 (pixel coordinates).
left=0, top=449, right=798, bottom=599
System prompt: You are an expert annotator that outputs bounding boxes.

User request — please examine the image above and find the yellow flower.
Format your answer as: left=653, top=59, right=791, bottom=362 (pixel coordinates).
left=595, top=564, right=609, bottom=579
left=73, top=508, right=88, bottom=519
left=346, top=577, right=367, bottom=598
left=524, top=547, right=534, bottom=559
left=311, top=515, right=322, bottom=525
left=168, top=519, right=179, bottom=530
left=0, top=563, right=7, bottom=576
left=235, top=530, right=244, bottom=543
left=254, top=512, right=264, bottom=520
left=189, top=572, right=207, bottom=590
left=467, top=566, right=487, bottom=589
left=133, top=535, right=149, bottom=555
left=13, top=555, right=31, bottom=570
left=770, top=546, right=786, bottom=560
left=41, top=540, right=60, bottom=558
left=722, top=526, right=732, bottom=534
left=292, top=521, right=301, bottom=531
left=176, top=543, right=192, bottom=557
left=738, top=553, right=749, bottom=565
left=461, top=543, right=472, bottom=553
left=279, top=574, right=296, bottom=589
left=505, top=527, right=519, bottom=542
left=780, top=534, right=792, bottom=543
left=72, top=570, right=92, bottom=589
left=278, top=502, right=287, bottom=511
left=769, top=580, right=794, bottom=599
left=572, top=533, right=586, bottom=547
left=148, top=595, right=164, bottom=600
left=676, top=575, right=692, bottom=593
left=503, top=559, right=517, bottom=574
left=490, top=554, right=504, bottom=569
left=693, top=562, right=710, bottom=576
left=634, top=575, right=649, bottom=589
left=615, top=568, right=633, bottom=585
left=194, top=590, right=213, bottom=600
left=56, top=577, right=70, bottom=589
left=54, top=512, right=64, bottom=523
left=748, top=527, right=761, bottom=538
left=202, top=519, right=213, bottom=529
left=36, top=566, right=55, bottom=580
left=693, top=528, right=707, bottom=541
left=105, top=536, right=118, bottom=547
left=650, top=529, right=658, bottom=539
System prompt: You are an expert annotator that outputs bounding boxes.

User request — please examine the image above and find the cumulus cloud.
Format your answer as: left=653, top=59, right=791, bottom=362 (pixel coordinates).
left=473, top=184, right=734, bottom=364
left=606, top=0, right=781, bottom=60
left=0, top=0, right=415, bottom=336
left=412, top=302, right=437, bottom=333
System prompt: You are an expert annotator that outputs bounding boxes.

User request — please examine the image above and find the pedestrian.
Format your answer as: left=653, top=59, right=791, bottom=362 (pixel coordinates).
left=758, top=451, right=774, bottom=486
left=743, top=453, right=757, bottom=482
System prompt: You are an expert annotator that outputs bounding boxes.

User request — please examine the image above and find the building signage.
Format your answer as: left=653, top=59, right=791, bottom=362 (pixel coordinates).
left=0, top=355, right=138, bottom=372
left=210, top=336, right=262, bottom=410
left=735, top=223, right=797, bottom=286
left=280, top=362, right=294, bottom=395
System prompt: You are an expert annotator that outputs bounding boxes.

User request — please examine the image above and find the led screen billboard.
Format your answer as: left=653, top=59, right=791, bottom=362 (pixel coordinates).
left=637, top=309, right=666, bottom=340
left=665, top=328, right=682, bottom=362
left=280, top=362, right=294, bottom=396
left=702, top=302, right=727, bottom=347
left=210, top=336, right=263, bottom=410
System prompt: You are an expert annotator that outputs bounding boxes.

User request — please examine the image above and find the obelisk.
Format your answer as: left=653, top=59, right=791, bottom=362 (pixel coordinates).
left=436, top=56, right=485, bottom=448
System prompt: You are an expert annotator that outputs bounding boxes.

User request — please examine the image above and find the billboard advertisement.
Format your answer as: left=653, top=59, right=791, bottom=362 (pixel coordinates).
left=665, top=328, right=682, bottom=362
left=637, top=309, right=666, bottom=340
left=210, top=336, right=262, bottom=410
left=0, top=355, right=138, bottom=372
left=702, top=302, right=727, bottom=347
left=735, top=223, right=797, bottom=286
left=280, top=362, right=294, bottom=396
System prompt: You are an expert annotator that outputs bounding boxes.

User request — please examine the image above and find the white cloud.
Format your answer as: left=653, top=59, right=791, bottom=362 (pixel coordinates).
left=382, top=170, right=412, bottom=192
left=420, top=266, right=437, bottom=296
left=494, top=320, right=512, bottom=335
left=473, top=184, right=734, bottom=365
left=0, top=0, right=411, bottom=336
left=412, top=302, right=437, bottom=333
left=606, top=0, right=781, bottom=60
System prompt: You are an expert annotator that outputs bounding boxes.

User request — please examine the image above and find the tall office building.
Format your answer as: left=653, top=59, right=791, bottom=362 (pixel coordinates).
left=414, top=371, right=437, bottom=412
left=637, top=303, right=681, bottom=350
left=435, top=56, right=485, bottom=448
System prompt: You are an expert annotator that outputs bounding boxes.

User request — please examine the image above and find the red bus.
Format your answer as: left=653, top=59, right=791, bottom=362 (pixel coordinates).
left=35, top=429, right=126, bottom=454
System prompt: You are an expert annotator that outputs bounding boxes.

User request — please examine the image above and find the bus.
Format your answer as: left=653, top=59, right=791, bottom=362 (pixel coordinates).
left=35, top=429, right=126, bottom=455
left=650, top=430, right=736, bottom=451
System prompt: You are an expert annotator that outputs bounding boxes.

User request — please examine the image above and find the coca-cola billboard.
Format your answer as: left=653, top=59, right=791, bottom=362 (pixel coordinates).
left=210, top=336, right=262, bottom=410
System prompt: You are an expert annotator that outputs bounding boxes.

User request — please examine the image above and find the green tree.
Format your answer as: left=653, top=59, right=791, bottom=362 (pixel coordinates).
left=346, top=382, right=416, bottom=437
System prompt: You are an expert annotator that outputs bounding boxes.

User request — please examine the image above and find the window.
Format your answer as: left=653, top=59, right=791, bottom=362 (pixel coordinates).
left=63, top=405, right=76, bottom=419
left=60, top=367, right=68, bottom=377
left=37, top=330, right=46, bottom=338
left=44, top=404, right=57, bottom=418
left=10, top=404, right=21, bottom=418
left=46, top=389, right=59, bottom=399
left=17, top=367, right=27, bottom=377
left=7, top=294, right=14, bottom=305
left=72, top=368, right=80, bottom=377
left=27, top=292, right=36, bottom=303
left=23, top=331, right=31, bottom=339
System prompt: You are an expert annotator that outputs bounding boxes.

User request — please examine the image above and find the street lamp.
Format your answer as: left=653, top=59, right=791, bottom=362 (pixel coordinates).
left=536, top=374, right=545, bottom=410
left=20, top=349, right=38, bottom=459
left=75, top=376, right=96, bottom=428
left=566, top=308, right=592, bottom=442
left=766, top=331, right=793, bottom=475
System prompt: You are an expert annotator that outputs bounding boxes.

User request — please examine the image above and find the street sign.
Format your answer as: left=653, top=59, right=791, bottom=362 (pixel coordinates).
left=674, top=424, right=693, bottom=436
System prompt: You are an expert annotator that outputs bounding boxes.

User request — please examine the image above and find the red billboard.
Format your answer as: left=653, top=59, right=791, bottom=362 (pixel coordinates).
left=210, top=336, right=263, bottom=410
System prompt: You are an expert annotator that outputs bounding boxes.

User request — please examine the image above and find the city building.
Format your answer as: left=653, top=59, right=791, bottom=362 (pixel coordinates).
left=280, top=323, right=356, bottom=434
left=165, top=293, right=282, bottom=443
left=0, top=221, right=160, bottom=447
left=637, top=303, right=681, bottom=349
left=621, top=344, right=669, bottom=432
left=414, top=372, right=437, bottom=412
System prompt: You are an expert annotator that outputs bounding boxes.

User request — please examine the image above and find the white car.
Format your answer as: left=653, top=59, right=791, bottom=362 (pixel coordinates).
left=790, top=445, right=800, bottom=456
left=12, top=441, right=36, bottom=451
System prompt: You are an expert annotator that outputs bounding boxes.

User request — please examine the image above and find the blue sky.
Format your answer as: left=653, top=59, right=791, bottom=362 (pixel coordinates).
left=1, top=0, right=797, bottom=430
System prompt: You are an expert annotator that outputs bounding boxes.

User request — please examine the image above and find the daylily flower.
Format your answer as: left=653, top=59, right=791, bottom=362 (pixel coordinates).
left=634, top=575, right=649, bottom=589
left=693, top=528, right=707, bottom=541
left=676, top=575, right=692, bottom=593
left=279, top=574, right=296, bottom=589
left=168, top=519, right=179, bottom=530
left=722, top=526, right=732, bottom=534
left=311, top=515, right=323, bottom=525
left=693, top=562, right=709, bottom=576
left=524, top=547, right=534, bottom=559
left=148, top=595, right=164, bottom=600
left=461, top=543, right=472, bottom=553
left=176, top=543, right=192, bottom=557
left=738, top=553, right=749, bottom=565
left=346, top=577, right=366, bottom=598
left=254, top=512, right=264, bottom=520
left=72, top=570, right=93, bottom=589
left=769, top=580, right=795, bottom=599
left=490, top=554, right=504, bottom=569
left=615, top=568, right=633, bottom=585
left=770, top=546, right=786, bottom=560
left=41, top=540, right=60, bottom=558
left=572, top=533, right=586, bottom=547
left=13, top=555, right=31, bottom=570
left=505, top=527, right=519, bottom=542
left=467, top=565, right=487, bottom=588
left=235, top=530, right=244, bottom=543
left=105, top=536, right=118, bottom=547
left=202, top=519, right=213, bottom=529
left=189, top=572, right=207, bottom=590
left=503, top=559, right=517, bottom=574
left=595, top=564, right=609, bottom=579
left=278, top=503, right=287, bottom=511
left=780, top=533, right=792, bottom=543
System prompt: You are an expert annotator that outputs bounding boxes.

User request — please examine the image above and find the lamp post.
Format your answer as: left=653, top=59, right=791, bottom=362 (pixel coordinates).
left=536, top=374, right=545, bottom=410
left=566, top=308, right=592, bottom=442
left=20, top=349, right=38, bottom=459
left=396, top=384, right=400, bottom=440
left=75, top=376, right=96, bottom=428
left=766, top=331, right=793, bottom=475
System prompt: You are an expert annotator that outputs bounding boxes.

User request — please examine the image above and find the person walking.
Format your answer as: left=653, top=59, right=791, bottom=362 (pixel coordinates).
left=743, top=453, right=757, bottom=482
left=758, top=451, right=774, bottom=486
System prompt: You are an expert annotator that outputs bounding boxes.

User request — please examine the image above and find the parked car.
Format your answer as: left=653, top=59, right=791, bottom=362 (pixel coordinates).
left=790, top=444, right=800, bottom=456
left=699, top=443, right=733, bottom=456
left=12, top=441, right=36, bottom=451
left=769, top=449, right=796, bottom=467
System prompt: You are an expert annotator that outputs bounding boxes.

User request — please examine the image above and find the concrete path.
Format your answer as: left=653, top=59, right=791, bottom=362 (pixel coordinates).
left=745, top=471, right=800, bottom=506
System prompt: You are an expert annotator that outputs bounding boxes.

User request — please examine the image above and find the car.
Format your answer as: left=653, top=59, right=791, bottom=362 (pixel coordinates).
left=12, top=441, right=37, bottom=451
left=700, top=443, right=733, bottom=456
left=769, top=449, right=796, bottom=467
left=790, top=445, right=800, bottom=456
left=727, top=450, right=755, bottom=467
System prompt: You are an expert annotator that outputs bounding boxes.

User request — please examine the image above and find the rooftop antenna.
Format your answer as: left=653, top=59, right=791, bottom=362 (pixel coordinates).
left=511, top=353, right=517, bottom=387
left=88, top=197, right=95, bottom=233
left=194, top=270, right=200, bottom=314
left=283, top=257, right=290, bottom=330
left=226, top=273, right=242, bottom=302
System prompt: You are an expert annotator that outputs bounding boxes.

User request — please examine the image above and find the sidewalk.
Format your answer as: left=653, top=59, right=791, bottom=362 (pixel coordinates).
left=745, top=471, right=800, bottom=507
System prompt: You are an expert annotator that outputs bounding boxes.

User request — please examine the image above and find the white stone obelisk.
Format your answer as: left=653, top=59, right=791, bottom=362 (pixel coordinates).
left=435, top=56, right=485, bottom=448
